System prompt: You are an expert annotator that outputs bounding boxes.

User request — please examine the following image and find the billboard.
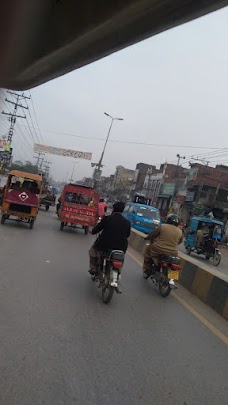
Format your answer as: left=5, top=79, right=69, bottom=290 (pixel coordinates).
left=34, top=144, right=92, bottom=160
left=160, top=183, right=175, bottom=196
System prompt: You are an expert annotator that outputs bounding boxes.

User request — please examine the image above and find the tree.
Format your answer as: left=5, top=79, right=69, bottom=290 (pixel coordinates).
left=11, top=160, right=38, bottom=174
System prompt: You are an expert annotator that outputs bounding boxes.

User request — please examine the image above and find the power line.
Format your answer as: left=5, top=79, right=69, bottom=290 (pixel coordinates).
left=29, top=91, right=45, bottom=144
left=25, top=98, right=41, bottom=144
left=16, top=124, right=226, bottom=151
left=13, top=128, right=34, bottom=157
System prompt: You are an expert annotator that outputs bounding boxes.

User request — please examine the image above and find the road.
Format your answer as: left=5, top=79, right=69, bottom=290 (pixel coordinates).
left=0, top=209, right=228, bottom=405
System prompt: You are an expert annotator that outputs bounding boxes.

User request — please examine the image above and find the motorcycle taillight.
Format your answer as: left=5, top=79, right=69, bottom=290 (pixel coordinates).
left=161, top=262, right=168, bottom=268
left=112, top=260, right=123, bottom=270
left=171, top=263, right=181, bottom=271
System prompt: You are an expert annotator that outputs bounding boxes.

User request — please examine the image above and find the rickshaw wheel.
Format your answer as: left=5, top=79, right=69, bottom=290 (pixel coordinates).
left=84, top=226, right=89, bottom=235
left=30, top=220, right=34, bottom=229
left=46, top=205, right=50, bottom=211
left=1, top=214, right=6, bottom=224
left=60, top=222, right=64, bottom=231
left=186, top=246, right=191, bottom=255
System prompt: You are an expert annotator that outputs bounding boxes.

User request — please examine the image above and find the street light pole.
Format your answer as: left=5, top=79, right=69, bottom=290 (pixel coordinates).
left=93, top=112, right=123, bottom=187
left=69, top=161, right=78, bottom=183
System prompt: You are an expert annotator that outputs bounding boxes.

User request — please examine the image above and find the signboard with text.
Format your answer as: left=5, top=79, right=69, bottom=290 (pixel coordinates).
left=34, top=143, right=92, bottom=160
left=160, top=183, right=175, bottom=196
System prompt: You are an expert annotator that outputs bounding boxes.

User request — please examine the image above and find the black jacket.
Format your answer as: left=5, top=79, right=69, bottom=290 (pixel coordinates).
left=92, top=213, right=131, bottom=252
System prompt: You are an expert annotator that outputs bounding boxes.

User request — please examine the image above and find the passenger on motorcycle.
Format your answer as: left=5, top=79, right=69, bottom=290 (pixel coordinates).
left=89, top=201, right=131, bottom=274
left=143, top=214, right=183, bottom=274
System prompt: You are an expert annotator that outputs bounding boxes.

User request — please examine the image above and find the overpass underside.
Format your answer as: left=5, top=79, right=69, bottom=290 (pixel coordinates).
left=1, top=0, right=227, bottom=89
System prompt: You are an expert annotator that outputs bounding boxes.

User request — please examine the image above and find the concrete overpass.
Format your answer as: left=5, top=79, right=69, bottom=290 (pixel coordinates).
left=1, top=0, right=227, bottom=90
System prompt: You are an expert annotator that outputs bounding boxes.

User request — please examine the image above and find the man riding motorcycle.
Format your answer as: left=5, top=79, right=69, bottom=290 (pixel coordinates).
left=89, top=201, right=131, bottom=274
left=143, top=214, right=183, bottom=275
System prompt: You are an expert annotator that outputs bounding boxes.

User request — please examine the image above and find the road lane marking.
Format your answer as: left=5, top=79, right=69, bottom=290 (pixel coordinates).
left=127, top=250, right=228, bottom=345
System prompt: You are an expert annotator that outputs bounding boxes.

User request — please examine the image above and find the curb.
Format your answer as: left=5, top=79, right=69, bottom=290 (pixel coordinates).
left=128, top=228, right=228, bottom=320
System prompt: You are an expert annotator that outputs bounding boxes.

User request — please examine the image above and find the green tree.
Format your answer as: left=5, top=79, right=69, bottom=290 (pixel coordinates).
left=11, top=160, right=38, bottom=174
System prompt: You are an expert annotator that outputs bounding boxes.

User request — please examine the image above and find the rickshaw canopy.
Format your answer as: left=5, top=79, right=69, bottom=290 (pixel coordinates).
left=8, top=170, right=42, bottom=183
left=189, top=216, right=224, bottom=232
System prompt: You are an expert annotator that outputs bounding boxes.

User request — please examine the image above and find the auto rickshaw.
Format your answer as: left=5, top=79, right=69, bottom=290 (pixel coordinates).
left=1, top=170, right=42, bottom=229
left=184, top=216, right=224, bottom=266
left=59, top=183, right=99, bottom=234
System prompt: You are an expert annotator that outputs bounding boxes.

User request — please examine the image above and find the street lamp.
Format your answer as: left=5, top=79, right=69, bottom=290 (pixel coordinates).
left=69, top=160, right=78, bottom=183
left=93, top=112, right=123, bottom=186
left=99, top=112, right=123, bottom=167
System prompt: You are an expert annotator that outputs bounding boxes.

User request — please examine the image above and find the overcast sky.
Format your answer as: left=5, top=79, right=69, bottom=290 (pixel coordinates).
left=7, top=6, right=228, bottom=182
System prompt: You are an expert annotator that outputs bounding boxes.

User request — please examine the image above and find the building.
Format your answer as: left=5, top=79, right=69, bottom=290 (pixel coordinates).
left=181, top=164, right=228, bottom=221
left=132, top=163, right=155, bottom=195
left=112, top=165, right=135, bottom=201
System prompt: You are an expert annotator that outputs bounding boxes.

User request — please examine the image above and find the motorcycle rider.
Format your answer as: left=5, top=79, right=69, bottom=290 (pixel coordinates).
left=143, top=214, right=183, bottom=275
left=89, top=201, right=131, bottom=274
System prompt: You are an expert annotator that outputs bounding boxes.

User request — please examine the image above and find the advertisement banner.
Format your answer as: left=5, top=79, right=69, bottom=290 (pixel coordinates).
left=34, top=144, right=92, bottom=160
left=160, top=183, right=175, bottom=196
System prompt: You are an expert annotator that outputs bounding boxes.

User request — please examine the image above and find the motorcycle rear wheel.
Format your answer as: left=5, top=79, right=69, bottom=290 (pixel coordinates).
left=213, top=252, right=221, bottom=266
left=159, top=282, right=171, bottom=298
left=102, top=285, right=114, bottom=304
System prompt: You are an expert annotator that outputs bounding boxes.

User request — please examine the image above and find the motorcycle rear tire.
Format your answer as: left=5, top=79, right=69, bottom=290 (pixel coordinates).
left=213, top=252, right=221, bottom=266
left=102, top=285, right=114, bottom=304
left=159, top=283, right=171, bottom=298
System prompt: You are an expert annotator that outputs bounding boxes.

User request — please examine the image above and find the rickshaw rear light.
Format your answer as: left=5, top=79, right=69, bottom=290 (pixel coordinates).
left=112, top=260, right=123, bottom=270
left=171, top=264, right=181, bottom=271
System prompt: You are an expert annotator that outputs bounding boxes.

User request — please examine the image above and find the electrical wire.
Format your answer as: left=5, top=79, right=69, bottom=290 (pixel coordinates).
left=29, top=91, right=45, bottom=144
left=25, top=98, right=41, bottom=144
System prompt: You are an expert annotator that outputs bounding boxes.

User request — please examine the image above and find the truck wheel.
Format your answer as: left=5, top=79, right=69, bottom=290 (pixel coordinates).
left=60, top=222, right=64, bottom=231
left=1, top=214, right=6, bottom=224
left=30, top=220, right=34, bottom=229
left=46, top=205, right=50, bottom=211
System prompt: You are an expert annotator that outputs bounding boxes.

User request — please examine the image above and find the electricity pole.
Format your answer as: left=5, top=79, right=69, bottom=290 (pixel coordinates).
left=1, top=91, right=30, bottom=171
left=34, top=152, right=45, bottom=171
left=2, top=91, right=30, bottom=143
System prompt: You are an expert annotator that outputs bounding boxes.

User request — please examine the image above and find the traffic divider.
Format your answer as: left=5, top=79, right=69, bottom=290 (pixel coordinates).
left=128, top=228, right=228, bottom=320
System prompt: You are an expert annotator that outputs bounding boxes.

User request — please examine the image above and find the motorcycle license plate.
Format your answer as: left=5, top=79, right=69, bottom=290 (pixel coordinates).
left=168, top=270, right=179, bottom=280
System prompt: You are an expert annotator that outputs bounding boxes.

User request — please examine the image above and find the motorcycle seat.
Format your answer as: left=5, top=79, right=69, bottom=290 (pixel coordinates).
left=105, top=250, right=125, bottom=261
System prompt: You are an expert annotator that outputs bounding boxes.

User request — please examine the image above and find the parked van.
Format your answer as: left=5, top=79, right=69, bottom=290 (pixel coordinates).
left=122, top=202, right=161, bottom=234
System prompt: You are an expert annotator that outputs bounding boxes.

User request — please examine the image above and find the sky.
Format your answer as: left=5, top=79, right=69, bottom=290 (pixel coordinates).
left=1, top=6, right=228, bottom=182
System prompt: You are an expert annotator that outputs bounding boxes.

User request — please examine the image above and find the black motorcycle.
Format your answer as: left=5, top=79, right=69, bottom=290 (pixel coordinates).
left=143, top=253, right=181, bottom=298
left=91, top=250, right=124, bottom=303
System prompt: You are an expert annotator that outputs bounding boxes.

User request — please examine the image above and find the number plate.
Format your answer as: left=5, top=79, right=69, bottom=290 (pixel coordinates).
left=168, top=270, right=179, bottom=280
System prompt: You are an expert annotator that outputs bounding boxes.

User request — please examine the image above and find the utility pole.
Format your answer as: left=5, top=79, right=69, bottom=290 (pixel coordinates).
left=34, top=152, right=45, bottom=171
left=1, top=91, right=30, bottom=171
left=189, top=158, right=210, bottom=202
left=2, top=91, right=30, bottom=143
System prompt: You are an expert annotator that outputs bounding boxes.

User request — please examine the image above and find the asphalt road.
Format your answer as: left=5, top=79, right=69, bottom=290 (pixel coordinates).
left=0, top=209, right=227, bottom=405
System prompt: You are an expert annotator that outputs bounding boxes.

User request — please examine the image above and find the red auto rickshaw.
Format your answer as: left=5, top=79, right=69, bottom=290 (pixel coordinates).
left=59, top=184, right=99, bottom=234
left=1, top=170, right=42, bottom=229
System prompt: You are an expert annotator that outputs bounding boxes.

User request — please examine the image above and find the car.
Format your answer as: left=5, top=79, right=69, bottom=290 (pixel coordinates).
left=122, top=202, right=161, bottom=234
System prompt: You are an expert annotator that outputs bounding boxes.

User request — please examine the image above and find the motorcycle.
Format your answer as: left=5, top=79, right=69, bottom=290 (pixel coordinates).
left=186, top=238, right=221, bottom=266
left=91, top=250, right=124, bottom=303
left=143, top=252, right=181, bottom=298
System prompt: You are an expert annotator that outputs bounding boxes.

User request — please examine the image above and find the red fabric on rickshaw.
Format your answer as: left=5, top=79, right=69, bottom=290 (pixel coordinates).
left=5, top=189, right=38, bottom=207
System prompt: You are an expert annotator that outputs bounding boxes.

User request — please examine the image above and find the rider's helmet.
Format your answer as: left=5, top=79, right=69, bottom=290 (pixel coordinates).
left=113, top=201, right=125, bottom=213
left=166, top=214, right=180, bottom=227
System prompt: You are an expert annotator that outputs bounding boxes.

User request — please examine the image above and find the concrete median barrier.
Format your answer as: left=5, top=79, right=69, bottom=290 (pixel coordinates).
left=128, top=228, right=228, bottom=320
